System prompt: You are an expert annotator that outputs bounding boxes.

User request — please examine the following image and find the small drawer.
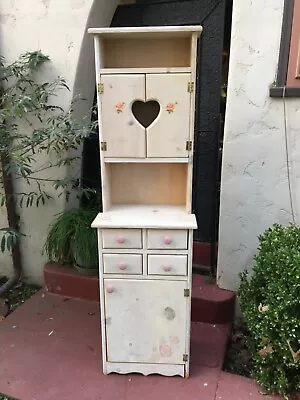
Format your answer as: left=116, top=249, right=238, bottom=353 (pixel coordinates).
left=148, top=255, right=187, bottom=276
left=147, top=229, right=188, bottom=250
left=103, top=254, right=142, bottom=274
left=102, top=229, right=142, bottom=249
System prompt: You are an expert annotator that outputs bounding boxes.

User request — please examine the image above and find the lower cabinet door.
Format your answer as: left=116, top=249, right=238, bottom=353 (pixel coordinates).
left=104, top=279, right=187, bottom=364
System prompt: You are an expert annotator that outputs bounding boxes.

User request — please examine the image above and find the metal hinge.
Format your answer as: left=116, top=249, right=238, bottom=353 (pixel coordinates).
left=183, top=354, right=189, bottom=362
left=187, top=82, right=194, bottom=93
left=186, top=140, right=192, bottom=151
left=98, top=82, right=104, bottom=94
left=184, top=288, right=190, bottom=297
left=101, top=141, right=107, bottom=151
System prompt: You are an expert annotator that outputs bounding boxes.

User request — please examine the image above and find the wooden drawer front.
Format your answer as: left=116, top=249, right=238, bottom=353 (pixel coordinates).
left=147, top=229, right=188, bottom=250
left=103, top=254, right=142, bottom=274
left=102, top=229, right=142, bottom=249
left=148, top=255, right=187, bottom=276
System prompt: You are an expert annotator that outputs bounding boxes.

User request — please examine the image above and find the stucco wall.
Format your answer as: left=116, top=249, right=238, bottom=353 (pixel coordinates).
left=0, top=0, right=119, bottom=283
left=217, top=0, right=300, bottom=290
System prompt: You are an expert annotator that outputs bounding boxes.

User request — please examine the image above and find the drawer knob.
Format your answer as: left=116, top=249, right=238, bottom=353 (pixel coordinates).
left=106, top=285, right=114, bottom=294
left=163, top=236, right=172, bottom=245
left=163, top=264, right=172, bottom=272
left=119, top=262, right=127, bottom=270
left=116, top=235, right=125, bottom=244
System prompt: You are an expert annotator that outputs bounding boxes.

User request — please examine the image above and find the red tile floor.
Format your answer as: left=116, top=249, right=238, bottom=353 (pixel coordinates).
left=0, top=291, right=281, bottom=400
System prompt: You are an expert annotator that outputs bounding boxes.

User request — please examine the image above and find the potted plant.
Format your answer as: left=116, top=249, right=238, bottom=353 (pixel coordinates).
left=44, top=208, right=98, bottom=276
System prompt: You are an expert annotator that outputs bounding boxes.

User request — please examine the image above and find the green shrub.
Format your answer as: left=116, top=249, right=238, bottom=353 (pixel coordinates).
left=238, top=224, right=300, bottom=398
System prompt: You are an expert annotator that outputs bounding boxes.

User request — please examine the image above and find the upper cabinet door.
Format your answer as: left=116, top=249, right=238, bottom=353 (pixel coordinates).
left=100, top=74, right=146, bottom=158
left=146, top=73, right=191, bottom=158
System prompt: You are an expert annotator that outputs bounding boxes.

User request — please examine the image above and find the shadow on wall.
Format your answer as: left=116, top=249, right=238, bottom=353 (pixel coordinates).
left=65, top=0, right=120, bottom=193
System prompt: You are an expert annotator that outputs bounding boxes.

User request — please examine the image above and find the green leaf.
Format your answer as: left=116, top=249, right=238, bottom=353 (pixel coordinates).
left=1, top=235, right=6, bottom=253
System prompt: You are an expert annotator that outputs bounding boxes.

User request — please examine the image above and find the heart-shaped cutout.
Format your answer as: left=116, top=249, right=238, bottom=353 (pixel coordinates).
left=132, top=100, right=160, bottom=128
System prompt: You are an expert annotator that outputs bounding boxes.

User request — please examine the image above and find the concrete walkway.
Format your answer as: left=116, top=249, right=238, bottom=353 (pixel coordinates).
left=0, top=291, right=281, bottom=400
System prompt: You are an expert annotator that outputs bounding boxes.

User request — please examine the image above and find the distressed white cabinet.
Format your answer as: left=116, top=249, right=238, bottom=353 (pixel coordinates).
left=89, top=26, right=202, bottom=378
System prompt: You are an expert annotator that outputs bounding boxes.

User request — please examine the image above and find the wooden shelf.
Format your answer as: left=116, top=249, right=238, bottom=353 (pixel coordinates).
left=104, top=158, right=190, bottom=163
left=88, top=26, right=203, bottom=39
left=91, top=205, right=197, bottom=229
left=100, top=67, right=192, bottom=74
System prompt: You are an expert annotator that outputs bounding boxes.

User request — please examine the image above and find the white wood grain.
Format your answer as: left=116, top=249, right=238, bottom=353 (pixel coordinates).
left=184, top=229, right=194, bottom=379
left=105, top=362, right=185, bottom=377
left=147, top=229, right=188, bottom=250
left=91, top=207, right=197, bottom=229
left=102, top=273, right=187, bottom=281
left=93, top=35, right=111, bottom=211
left=148, top=254, right=187, bottom=276
left=186, top=32, right=199, bottom=213
left=97, top=230, right=108, bottom=373
left=90, top=26, right=201, bottom=378
left=104, top=279, right=187, bottom=364
left=103, top=253, right=142, bottom=274
left=146, top=73, right=191, bottom=157
left=104, top=157, right=189, bottom=163
left=88, top=25, right=203, bottom=37
left=100, top=67, right=192, bottom=74
left=102, top=228, right=142, bottom=249
left=102, top=248, right=189, bottom=255
left=100, top=74, right=146, bottom=158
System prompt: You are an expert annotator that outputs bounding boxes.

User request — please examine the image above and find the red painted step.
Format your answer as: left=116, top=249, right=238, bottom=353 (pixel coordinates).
left=44, top=263, right=235, bottom=325
left=191, top=274, right=235, bottom=324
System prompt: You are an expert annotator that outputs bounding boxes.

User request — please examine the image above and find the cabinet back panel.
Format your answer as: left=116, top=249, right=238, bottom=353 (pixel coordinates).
left=109, top=163, right=187, bottom=206
left=103, top=38, right=191, bottom=68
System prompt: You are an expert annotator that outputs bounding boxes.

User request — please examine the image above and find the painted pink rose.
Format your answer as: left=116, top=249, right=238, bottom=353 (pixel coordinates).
left=170, top=336, right=180, bottom=345
left=166, top=102, right=177, bottom=113
left=159, top=344, right=173, bottom=358
left=115, top=101, right=125, bottom=113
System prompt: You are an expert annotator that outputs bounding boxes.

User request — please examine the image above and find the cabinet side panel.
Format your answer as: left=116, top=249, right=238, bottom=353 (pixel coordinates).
left=186, top=33, right=199, bottom=212
left=184, top=229, right=194, bottom=378
left=94, top=36, right=111, bottom=211
left=97, top=229, right=108, bottom=374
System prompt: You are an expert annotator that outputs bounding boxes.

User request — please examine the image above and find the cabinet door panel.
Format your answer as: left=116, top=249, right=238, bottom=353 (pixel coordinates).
left=146, top=73, right=191, bottom=158
left=100, top=74, right=146, bottom=158
left=104, top=279, right=187, bottom=364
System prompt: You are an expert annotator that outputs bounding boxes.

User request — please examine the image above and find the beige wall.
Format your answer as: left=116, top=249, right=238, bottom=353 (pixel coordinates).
left=0, top=0, right=119, bottom=283
left=217, top=0, right=300, bottom=290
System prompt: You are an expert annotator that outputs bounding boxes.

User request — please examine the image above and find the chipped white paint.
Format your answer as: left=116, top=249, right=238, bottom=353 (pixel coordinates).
left=91, top=27, right=201, bottom=376
left=104, top=279, right=186, bottom=364
left=0, top=0, right=119, bottom=281
left=218, top=0, right=300, bottom=290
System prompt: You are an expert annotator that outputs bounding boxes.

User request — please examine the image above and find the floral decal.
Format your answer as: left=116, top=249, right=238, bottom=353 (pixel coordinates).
left=115, top=101, right=125, bottom=113
left=159, top=344, right=173, bottom=358
left=166, top=102, right=177, bottom=114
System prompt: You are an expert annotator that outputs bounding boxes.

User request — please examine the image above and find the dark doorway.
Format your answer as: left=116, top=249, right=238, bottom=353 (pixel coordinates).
left=81, top=0, right=233, bottom=271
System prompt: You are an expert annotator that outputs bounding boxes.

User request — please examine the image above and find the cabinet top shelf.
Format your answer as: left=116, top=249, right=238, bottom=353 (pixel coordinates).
left=99, top=67, right=192, bottom=74
left=88, top=26, right=203, bottom=38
